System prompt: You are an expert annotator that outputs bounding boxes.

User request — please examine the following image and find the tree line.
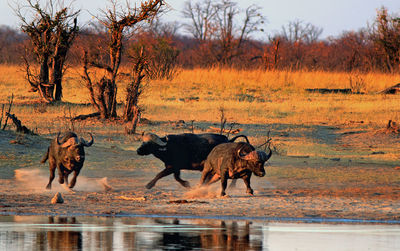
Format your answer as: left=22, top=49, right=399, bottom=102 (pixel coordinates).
left=0, top=0, right=400, bottom=73
left=1, top=1, right=399, bottom=73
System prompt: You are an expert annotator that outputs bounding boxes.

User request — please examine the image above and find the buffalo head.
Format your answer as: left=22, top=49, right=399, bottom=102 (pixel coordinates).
left=57, top=132, right=93, bottom=170
left=237, top=146, right=272, bottom=177
left=137, top=133, right=167, bottom=156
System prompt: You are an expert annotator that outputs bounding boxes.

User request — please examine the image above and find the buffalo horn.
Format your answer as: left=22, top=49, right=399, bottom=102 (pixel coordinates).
left=80, top=133, right=94, bottom=147
left=238, top=146, right=272, bottom=162
left=142, top=133, right=167, bottom=146
left=239, top=150, right=259, bottom=161
left=258, top=149, right=272, bottom=162
left=60, top=136, right=79, bottom=148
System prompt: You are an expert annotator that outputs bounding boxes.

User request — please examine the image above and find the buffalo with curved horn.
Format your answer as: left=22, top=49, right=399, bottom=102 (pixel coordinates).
left=199, top=142, right=272, bottom=197
left=41, top=132, right=93, bottom=190
left=137, top=132, right=249, bottom=189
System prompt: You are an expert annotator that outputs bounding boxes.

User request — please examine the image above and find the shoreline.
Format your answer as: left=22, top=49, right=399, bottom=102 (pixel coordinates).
left=2, top=211, right=400, bottom=225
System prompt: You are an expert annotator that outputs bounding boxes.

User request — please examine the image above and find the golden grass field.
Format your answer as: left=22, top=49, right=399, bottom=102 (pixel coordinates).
left=1, top=64, right=400, bottom=162
left=1, top=64, right=400, bottom=126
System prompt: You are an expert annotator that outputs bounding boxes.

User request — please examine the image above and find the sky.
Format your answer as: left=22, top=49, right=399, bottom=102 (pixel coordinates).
left=1, top=0, right=400, bottom=39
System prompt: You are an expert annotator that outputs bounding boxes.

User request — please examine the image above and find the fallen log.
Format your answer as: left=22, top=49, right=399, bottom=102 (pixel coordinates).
left=305, top=88, right=354, bottom=94
left=378, top=83, right=400, bottom=94
left=71, top=112, right=100, bottom=121
left=6, top=112, right=36, bottom=135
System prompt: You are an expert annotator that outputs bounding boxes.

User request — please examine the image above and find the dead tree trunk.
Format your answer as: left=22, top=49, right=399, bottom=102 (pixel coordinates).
left=82, top=51, right=117, bottom=120
left=16, top=1, right=79, bottom=103
left=6, top=112, right=36, bottom=135
left=80, top=0, right=164, bottom=120
left=124, top=48, right=146, bottom=134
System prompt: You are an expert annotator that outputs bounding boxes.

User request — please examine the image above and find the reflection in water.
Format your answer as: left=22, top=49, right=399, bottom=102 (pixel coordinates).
left=0, top=216, right=261, bottom=251
left=0, top=216, right=399, bottom=250
left=47, top=217, right=82, bottom=251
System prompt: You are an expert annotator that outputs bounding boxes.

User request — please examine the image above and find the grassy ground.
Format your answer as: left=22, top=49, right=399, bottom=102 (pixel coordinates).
left=2, top=65, right=400, bottom=124
left=1, top=65, right=400, bottom=220
left=1, top=64, right=400, bottom=161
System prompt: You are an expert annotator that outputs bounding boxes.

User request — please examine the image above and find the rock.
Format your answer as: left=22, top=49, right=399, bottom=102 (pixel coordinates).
left=51, top=192, right=64, bottom=204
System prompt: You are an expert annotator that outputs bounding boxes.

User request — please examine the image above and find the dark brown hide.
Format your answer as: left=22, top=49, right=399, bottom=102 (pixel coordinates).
left=200, top=142, right=272, bottom=197
left=41, top=132, right=93, bottom=190
left=136, top=133, right=249, bottom=189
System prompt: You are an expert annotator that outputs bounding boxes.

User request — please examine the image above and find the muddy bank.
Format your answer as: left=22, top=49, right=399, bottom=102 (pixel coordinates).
left=0, top=129, right=399, bottom=222
left=1, top=169, right=399, bottom=222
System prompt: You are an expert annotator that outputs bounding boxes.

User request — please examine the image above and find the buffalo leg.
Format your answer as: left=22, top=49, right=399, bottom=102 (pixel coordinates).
left=64, top=175, right=69, bottom=186
left=46, top=159, right=57, bottom=190
left=220, top=171, right=229, bottom=197
left=57, top=166, right=65, bottom=184
left=242, top=175, right=254, bottom=195
left=205, top=174, right=220, bottom=185
left=174, top=170, right=190, bottom=188
left=146, top=168, right=174, bottom=189
left=69, top=170, right=80, bottom=188
left=199, top=168, right=212, bottom=185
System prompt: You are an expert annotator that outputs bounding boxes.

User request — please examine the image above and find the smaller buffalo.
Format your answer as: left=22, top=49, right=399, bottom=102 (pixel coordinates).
left=41, top=132, right=93, bottom=190
left=199, top=142, right=272, bottom=197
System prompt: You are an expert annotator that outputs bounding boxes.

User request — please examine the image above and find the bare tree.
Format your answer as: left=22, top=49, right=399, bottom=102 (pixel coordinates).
left=370, top=7, right=400, bottom=73
left=277, top=20, right=323, bottom=69
left=124, top=47, right=146, bottom=134
left=14, top=0, right=79, bottom=103
left=262, top=35, right=281, bottom=70
left=182, top=0, right=216, bottom=41
left=281, top=19, right=323, bottom=44
left=81, top=0, right=164, bottom=119
left=182, top=0, right=265, bottom=66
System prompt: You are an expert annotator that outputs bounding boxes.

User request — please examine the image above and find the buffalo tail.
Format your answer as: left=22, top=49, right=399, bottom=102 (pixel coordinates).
left=40, top=147, right=49, bottom=163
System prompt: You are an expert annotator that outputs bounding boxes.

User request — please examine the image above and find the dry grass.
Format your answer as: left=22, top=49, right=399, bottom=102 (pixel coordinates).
left=1, top=65, right=400, bottom=129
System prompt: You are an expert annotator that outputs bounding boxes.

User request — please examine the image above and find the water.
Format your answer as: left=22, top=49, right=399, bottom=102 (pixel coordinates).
left=1, top=215, right=400, bottom=251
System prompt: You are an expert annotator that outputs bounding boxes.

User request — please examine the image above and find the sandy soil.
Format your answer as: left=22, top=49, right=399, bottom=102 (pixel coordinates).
left=0, top=128, right=400, bottom=222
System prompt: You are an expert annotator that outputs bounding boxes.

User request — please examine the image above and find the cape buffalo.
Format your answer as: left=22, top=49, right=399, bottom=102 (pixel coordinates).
left=41, top=132, right=93, bottom=190
left=199, top=142, right=272, bottom=197
left=136, top=132, right=249, bottom=189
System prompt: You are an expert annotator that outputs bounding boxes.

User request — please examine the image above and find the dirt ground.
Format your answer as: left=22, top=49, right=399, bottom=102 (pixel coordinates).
left=0, top=123, right=400, bottom=222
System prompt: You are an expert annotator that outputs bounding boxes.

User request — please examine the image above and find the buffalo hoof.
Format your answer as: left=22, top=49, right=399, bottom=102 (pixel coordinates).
left=46, top=184, right=51, bottom=190
left=220, top=194, right=230, bottom=198
left=182, top=181, right=191, bottom=188
left=145, top=182, right=155, bottom=189
left=246, top=189, right=254, bottom=195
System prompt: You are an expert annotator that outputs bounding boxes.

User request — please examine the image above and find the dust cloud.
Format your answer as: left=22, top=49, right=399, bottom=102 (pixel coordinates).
left=14, top=169, right=112, bottom=194
left=184, top=179, right=273, bottom=199
left=184, top=185, right=219, bottom=199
